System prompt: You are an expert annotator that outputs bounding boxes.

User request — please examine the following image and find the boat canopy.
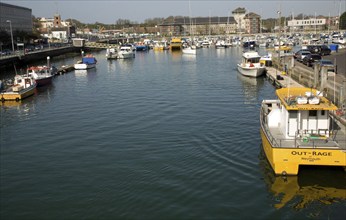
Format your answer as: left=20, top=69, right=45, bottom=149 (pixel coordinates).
left=82, top=57, right=97, bottom=64
left=276, top=87, right=338, bottom=111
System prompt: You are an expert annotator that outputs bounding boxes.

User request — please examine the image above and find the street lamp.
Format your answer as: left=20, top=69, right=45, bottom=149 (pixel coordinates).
left=6, top=20, right=15, bottom=53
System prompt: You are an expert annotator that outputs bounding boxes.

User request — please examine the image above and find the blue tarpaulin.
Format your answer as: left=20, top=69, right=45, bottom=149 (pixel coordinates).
left=82, top=57, right=97, bottom=64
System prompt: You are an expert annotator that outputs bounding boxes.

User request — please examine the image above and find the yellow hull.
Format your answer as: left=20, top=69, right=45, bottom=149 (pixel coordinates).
left=153, top=46, right=164, bottom=51
left=1, top=86, right=35, bottom=102
left=170, top=38, right=182, bottom=51
left=260, top=128, right=346, bottom=175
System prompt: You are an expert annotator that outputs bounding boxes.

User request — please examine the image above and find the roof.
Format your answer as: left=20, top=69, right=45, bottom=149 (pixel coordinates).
left=232, top=7, right=246, bottom=14
left=276, top=87, right=338, bottom=111
left=244, top=12, right=260, bottom=19
left=0, top=2, right=32, bottom=11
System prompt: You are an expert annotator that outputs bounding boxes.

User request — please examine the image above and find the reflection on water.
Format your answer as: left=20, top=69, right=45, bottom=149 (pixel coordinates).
left=259, top=148, right=346, bottom=210
left=74, top=69, right=88, bottom=76
left=0, top=97, right=36, bottom=125
left=237, top=74, right=265, bottom=104
left=106, top=59, right=116, bottom=73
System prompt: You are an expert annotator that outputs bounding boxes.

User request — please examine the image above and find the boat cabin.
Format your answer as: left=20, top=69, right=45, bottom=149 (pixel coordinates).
left=266, top=88, right=337, bottom=139
left=242, top=51, right=261, bottom=64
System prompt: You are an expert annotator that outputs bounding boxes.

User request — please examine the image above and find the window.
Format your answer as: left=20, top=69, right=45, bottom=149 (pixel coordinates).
left=321, top=110, right=325, bottom=116
left=309, top=110, right=317, bottom=117
left=290, top=110, right=298, bottom=118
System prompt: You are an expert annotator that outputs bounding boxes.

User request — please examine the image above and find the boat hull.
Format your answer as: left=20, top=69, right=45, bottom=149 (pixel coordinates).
left=237, top=64, right=265, bottom=77
left=260, top=112, right=346, bottom=175
left=74, top=63, right=96, bottom=70
left=182, top=48, right=196, bottom=55
left=35, top=75, right=54, bottom=87
left=106, top=53, right=118, bottom=59
left=1, top=85, right=36, bottom=102
left=117, top=52, right=134, bottom=59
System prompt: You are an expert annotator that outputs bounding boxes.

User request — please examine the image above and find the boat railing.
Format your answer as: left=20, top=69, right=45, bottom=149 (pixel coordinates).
left=260, top=107, right=282, bottom=148
left=261, top=106, right=342, bottom=149
left=294, top=130, right=341, bottom=149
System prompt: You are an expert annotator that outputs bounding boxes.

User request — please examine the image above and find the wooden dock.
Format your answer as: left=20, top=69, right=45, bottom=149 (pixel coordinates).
left=56, top=65, right=74, bottom=75
left=265, top=67, right=303, bottom=88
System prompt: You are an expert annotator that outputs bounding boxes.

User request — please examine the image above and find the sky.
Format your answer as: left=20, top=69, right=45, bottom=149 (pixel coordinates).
left=3, top=0, right=346, bottom=24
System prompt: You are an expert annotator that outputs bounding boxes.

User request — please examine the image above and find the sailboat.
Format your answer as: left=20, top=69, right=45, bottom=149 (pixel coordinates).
left=182, top=0, right=197, bottom=55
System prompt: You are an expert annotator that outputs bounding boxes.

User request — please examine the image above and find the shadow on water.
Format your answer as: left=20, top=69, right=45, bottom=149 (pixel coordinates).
left=258, top=146, right=346, bottom=210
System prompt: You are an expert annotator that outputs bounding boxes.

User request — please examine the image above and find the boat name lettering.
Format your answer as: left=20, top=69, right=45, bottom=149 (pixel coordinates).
left=291, top=151, right=332, bottom=156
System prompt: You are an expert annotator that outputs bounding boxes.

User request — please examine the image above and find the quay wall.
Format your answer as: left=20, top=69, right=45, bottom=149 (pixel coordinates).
left=0, top=46, right=81, bottom=70
left=271, top=55, right=346, bottom=111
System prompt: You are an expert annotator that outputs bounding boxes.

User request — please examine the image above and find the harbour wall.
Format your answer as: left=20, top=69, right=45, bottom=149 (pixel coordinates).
left=270, top=54, right=346, bottom=119
left=0, top=46, right=81, bottom=70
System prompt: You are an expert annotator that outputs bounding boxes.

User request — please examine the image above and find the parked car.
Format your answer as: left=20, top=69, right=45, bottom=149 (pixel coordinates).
left=306, top=45, right=331, bottom=56
left=302, top=54, right=322, bottom=67
left=295, top=49, right=311, bottom=62
left=0, top=49, right=12, bottom=56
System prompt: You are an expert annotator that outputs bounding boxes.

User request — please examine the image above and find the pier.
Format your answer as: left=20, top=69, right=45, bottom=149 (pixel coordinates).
left=265, top=67, right=303, bottom=88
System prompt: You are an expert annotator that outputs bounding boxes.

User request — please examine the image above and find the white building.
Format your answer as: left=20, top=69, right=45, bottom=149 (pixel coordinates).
left=287, top=18, right=326, bottom=31
left=232, top=7, right=246, bottom=32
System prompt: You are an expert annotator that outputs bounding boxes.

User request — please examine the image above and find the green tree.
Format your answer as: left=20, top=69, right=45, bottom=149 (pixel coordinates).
left=340, top=11, right=346, bottom=30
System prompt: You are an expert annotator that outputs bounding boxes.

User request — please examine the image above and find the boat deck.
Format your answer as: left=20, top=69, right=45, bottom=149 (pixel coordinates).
left=268, top=126, right=346, bottom=150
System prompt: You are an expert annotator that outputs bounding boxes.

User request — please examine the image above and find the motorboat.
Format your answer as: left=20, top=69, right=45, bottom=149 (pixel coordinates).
left=117, top=45, right=135, bottom=59
left=74, top=54, right=97, bottom=70
left=182, top=46, right=196, bottom=55
left=170, top=38, right=182, bottom=51
left=1, top=74, right=36, bottom=102
left=106, top=47, right=118, bottom=59
left=260, top=87, right=346, bottom=175
left=27, top=66, right=57, bottom=86
left=237, top=51, right=266, bottom=77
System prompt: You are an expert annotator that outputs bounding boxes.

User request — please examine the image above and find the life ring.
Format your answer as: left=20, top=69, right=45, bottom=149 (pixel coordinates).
left=302, top=136, right=309, bottom=143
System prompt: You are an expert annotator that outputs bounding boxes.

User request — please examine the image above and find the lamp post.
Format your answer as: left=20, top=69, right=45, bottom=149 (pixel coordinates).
left=6, top=20, right=15, bottom=54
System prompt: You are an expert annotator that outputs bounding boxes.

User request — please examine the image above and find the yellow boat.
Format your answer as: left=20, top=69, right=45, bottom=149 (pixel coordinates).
left=170, top=38, right=182, bottom=51
left=260, top=87, right=346, bottom=175
left=1, top=75, right=36, bottom=102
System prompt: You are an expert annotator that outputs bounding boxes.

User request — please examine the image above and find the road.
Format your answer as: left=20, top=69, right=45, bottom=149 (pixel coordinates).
left=294, top=48, right=346, bottom=82
left=325, top=48, right=346, bottom=81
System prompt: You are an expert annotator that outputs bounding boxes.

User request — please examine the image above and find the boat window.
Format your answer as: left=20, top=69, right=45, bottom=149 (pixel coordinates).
left=289, top=110, right=298, bottom=118
left=309, top=110, right=317, bottom=117
left=321, top=110, right=325, bottom=116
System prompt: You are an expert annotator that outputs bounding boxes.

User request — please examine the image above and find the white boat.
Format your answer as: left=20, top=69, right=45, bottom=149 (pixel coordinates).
left=106, top=47, right=118, bottom=59
left=182, top=46, right=196, bottom=55
left=27, top=66, right=56, bottom=86
left=215, top=40, right=226, bottom=49
left=237, top=51, right=266, bottom=77
left=202, top=40, right=211, bottom=48
left=117, top=45, right=135, bottom=59
left=74, top=55, right=97, bottom=70
left=1, top=74, right=36, bottom=102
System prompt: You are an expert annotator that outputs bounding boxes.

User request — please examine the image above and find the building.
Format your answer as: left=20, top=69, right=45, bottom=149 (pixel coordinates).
left=244, top=12, right=261, bottom=34
left=232, top=7, right=246, bottom=32
left=287, top=17, right=327, bottom=31
left=39, top=14, right=74, bottom=41
left=0, top=2, right=32, bottom=33
left=159, top=16, right=237, bottom=36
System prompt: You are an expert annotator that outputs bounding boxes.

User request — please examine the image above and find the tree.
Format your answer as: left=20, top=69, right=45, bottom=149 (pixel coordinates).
left=340, top=11, right=346, bottom=30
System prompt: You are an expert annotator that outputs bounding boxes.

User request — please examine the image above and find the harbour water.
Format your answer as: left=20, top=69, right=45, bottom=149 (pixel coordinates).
left=1, top=48, right=345, bottom=219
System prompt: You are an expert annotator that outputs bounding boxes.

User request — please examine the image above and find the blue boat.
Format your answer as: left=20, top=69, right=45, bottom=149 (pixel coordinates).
left=136, top=44, right=149, bottom=51
left=74, top=55, right=97, bottom=70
